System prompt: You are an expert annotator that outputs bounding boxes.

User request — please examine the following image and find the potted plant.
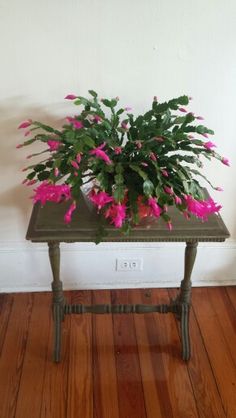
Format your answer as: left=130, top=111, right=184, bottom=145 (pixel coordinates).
left=17, top=90, right=229, bottom=242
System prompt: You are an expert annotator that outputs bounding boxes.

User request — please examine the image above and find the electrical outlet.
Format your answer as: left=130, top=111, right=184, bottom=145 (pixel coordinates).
left=116, top=258, right=143, bottom=271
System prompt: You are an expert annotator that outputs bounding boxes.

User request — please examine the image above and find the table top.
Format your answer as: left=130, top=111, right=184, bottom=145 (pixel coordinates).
left=26, top=191, right=230, bottom=243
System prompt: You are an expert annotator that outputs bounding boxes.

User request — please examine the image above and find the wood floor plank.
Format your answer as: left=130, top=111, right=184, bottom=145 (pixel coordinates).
left=66, top=290, right=93, bottom=418
left=14, top=292, right=51, bottom=418
left=40, top=291, right=71, bottom=418
left=0, top=293, right=33, bottom=418
left=0, top=293, right=13, bottom=356
left=92, top=290, right=119, bottom=418
left=169, top=288, right=226, bottom=418
left=130, top=288, right=169, bottom=418
left=147, top=288, right=198, bottom=418
left=111, top=289, right=147, bottom=418
left=207, top=287, right=236, bottom=368
left=226, top=286, right=236, bottom=312
left=192, top=287, right=236, bottom=418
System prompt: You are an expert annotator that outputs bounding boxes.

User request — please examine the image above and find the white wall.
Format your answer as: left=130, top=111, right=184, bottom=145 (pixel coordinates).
left=0, top=0, right=235, bottom=292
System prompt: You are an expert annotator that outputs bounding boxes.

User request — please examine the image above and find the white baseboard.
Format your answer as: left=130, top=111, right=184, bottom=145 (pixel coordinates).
left=0, top=241, right=235, bottom=293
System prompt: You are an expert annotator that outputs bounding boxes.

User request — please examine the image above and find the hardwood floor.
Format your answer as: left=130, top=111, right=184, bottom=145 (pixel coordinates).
left=0, top=287, right=236, bottom=418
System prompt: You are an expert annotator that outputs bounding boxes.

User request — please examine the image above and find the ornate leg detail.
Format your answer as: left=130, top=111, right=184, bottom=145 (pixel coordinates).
left=48, top=241, right=63, bottom=363
left=177, top=241, right=198, bottom=361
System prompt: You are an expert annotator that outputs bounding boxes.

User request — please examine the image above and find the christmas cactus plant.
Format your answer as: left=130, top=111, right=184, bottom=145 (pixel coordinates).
left=18, top=90, right=229, bottom=241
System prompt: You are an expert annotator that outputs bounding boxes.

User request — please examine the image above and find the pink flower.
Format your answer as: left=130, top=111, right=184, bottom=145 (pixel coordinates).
left=121, top=121, right=129, bottom=130
left=222, top=157, right=230, bottom=166
left=204, top=141, right=216, bottom=150
left=71, top=160, right=80, bottom=170
left=16, top=144, right=23, bottom=149
left=164, top=186, right=174, bottom=195
left=89, top=190, right=113, bottom=210
left=93, top=115, right=102, bottom=123
left=201, top=133, right=209, bottom=138
left=105, top=203, right=126, bottom=228
left=184, top=195, right=222, bottom=220
left=216, top=186, right=223, bottom=192
left=67, top=117, right=83, bottom=129
left=114, top=147, right=122, bottom=155
left=150, top=152, right=157, bottom=162
left=54, top=167, right=59, bottom=177
left=24, top=130, right=31, bottom=137
left=27, top=179, right=37, bottom=186
left=136, top=141, right=142, bottom=149
left=125, top=106, right=132, bottom=112
left=76, top=153, right=82, bottom=163
left=141, top=162, right=148, bottom=167
left=196, top=116, right=204, bottom=120
left=32, top=181, right=71, bottom=205
left=65, top=94, right=77, bottom=100
left=161, top=169, right=168, bottom=177
left=174, top=195, right=182, bottom=205
left=147, top=197, right=162, bottom=218
left=64, top=202, right=76, bottom=223
left=90, top=143, right=112, bottom=165
left=48, top=140, right=60, bottom=151
left=179, top=107, right=187, bottom=113
left=18, top=119, right=32, bottom=129
left=167, top=221, right=173, bottom=231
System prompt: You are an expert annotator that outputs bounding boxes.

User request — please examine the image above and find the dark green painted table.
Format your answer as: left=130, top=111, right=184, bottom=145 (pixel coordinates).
left=26, top=193, right=230, bottom=362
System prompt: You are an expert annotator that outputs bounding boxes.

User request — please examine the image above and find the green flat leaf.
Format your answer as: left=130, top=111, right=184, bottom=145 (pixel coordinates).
left=82, top=136, right=95, bottom=148
left=129, top=164, right=148, bottom=180
left=88, top=90, right=98, bottom=98
left=113, top=184, right=125, bottom=202
left=143, top=179, right=154, bottom=196
left=38, top=171, right=50, bottom=181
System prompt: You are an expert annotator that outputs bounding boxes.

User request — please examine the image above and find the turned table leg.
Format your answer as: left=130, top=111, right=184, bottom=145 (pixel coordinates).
left=48, top=241, right=64, bottom=362
left=178, top=241, right=198, bottom=361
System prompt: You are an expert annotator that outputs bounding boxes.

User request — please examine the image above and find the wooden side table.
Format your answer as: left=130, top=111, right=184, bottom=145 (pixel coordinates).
left=26, top=192, right=230, bottom=363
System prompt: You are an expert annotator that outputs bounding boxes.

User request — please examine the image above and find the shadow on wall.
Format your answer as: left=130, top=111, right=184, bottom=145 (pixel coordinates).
left=0, top=97, right=65, bottom=217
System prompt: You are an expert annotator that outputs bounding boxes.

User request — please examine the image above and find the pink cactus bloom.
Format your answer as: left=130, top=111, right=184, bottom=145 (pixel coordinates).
left=185, top=195, right=222, bottom=220
left=150, top=152, right=157, bottom=162
left=167, top=221, right=173, bottom=231
left=89, top=190, right=113, bottom=210
left=216, top=186, right=223, bottom=192
left=121, top=121, right=129, bottom=130
left=164, top=186, right=174, bottom=195
left=179, top=107, right=187, bottom=113
left=90, top=143, right=112, bottom=165
left=65, top=94, right=77, bottom=100
left=201, top=133, right=209, bottom=138
left=141, top=162, right=148, bottom=167
left=183, top=211, right=190, bottom=220
left=67, top=117, right=83, bottom=129
left=147, top=197, right=162, bottom=218
left=93, top=115, right=103, bottom=123
left=71, top=160, right=80, bottom=170
left=27, top=179, right=37, bottom=186
left=204, top=141, right=216, bottom=150
left=24, top=130, right=31, bottom=137
left=114, top=147, right=122, bottom=155
left=64, top=202, right=76, bottom=224
left=32, top=182, right=71, bottom=205
left=222, top=157, right=230, bottom=166
left=196, top=116, right=204, bottom=120
left=161, top=169, right=168, bottom=177
left=175, top=195, right=182, bottom=205
left=125, top=106, right=132, bottom=112
left=16, top=144, right=23, bottom=149
left=48, top=140, right=60, bottom=151
left=76, top=153, right=82, bottom=163
left=54, top=167, right=59, bottom=177
left=105, top=203, right=126, bottom=228
left=18, top=119, right=32, bottom=129
left=136, top=141, right=142, bottom=149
